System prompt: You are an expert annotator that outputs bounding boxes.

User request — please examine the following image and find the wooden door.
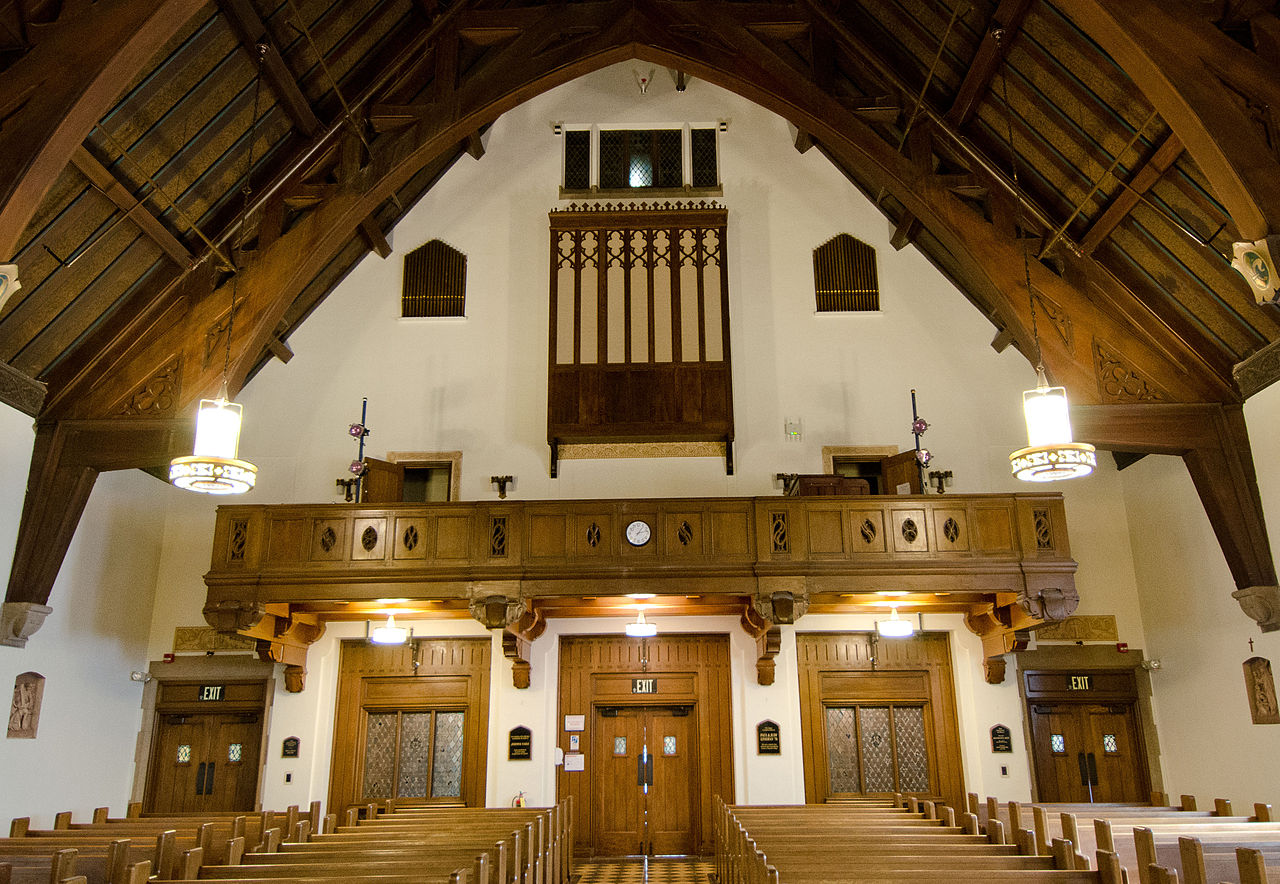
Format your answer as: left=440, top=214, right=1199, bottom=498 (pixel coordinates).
left=148, top=712, right=262, bottom=813
left=592, top=707, right=696, bottom=856
left=880, top=451, right=922, bottom=494
left=1029, top=703, right=1146, bottom=803
left=361, top=457, right=405, bottom=502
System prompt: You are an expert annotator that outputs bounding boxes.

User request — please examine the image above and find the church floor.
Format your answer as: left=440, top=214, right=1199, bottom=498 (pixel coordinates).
left=574, top=857, right=714, bottom=884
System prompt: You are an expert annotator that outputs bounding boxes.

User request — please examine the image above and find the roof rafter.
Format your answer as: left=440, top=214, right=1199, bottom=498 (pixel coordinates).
left=945, top=0, right=1033, bottom=128
left=217, top=0, right=322, bottom=137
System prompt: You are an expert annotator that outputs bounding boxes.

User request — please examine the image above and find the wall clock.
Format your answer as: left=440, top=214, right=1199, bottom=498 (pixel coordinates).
left=625, top=519, right=652, bottom=547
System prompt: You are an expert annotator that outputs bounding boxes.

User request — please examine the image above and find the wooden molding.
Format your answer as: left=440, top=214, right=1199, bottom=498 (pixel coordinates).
left=0, top=360, right=46, bottom=417
left=1235, top=337, right=1280, bottom=400
left=756, top=625, right=781, bottom=686
left=502, top=629, right=532, bottom=689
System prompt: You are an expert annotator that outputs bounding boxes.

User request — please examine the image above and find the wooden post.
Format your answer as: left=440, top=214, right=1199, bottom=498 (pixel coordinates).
left=1253, top=802, right=1272, bottom=822
left=92, top=807, right=109, bottom=824
left=1177, top=837, right=1206, bottom=884
left=54, top=811, right=72, bottom=829
left=1134, top=827, right=1156, bottom=884
left=1179, top=794, right=1198, bottom=811
left=961, top=811, right=979, bottom=835
left=967, top=792, right=980, bottom=815
left=986, top=818, right=1006, bottom=845
left=125, top=859, right=152, bottom=884
left=126, top=802, right=142, bottom=819
left=9, top=818, right=29, bottom=837
left=225, top=836, right=245, bottom=866
left=1095, top=818, right=1115, bottom=854
left=940, top=805, right=956, bottom=827
left=1150, top=790, right=1169, bottom=807
left=107, top=839, right=131, bottom=884
left=1097, top=850, right=1124, bottom=884
left=177, top=846, right=203, bottom=880
left=1237, top=847, right=1268, bottom=884
left=1051, top=837, right=1074, bottom=870
left=1213, top=798, right=1232, bottom=817
left=1033, top=805, right=1051, bottom=855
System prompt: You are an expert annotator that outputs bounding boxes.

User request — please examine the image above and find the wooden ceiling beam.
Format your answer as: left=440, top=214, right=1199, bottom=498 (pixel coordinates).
left=945, top=0, right=1033, bottom=128
left=1079, top=132, right=1184, bottom=256
left=70, top=146, right=194, bottom=267
left=217, top=0, right=322, bottom=137
left=0, top=0, right=208, bottom=262
left=1057, top=0, right=1280, bottom=241
left=1072, top=402, right=1279, bottom=630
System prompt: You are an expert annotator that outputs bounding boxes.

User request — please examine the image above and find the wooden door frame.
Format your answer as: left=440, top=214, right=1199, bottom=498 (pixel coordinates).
left=1016, top=646, right=1161, bottom=803
left=132, top=655, right=275, bottom=809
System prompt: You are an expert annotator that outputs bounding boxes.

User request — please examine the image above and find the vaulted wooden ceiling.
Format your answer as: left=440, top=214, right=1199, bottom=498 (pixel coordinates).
left=4, top=0, right=1280, bottom=632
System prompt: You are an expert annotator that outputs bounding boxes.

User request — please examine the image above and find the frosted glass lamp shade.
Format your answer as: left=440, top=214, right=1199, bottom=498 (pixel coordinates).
left=876, top=607, right=915, bottom=638
left=169, top=393, right=258, bottom=494
left=370, top=615, right=409, bottom=645
left=625, top=609, right=658, bottom=637
left=1009, top=369, right=1096, bottom=482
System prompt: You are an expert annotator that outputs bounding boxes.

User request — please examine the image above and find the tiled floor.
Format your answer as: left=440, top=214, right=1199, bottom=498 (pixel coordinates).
left=575, top=857, right=715, bottom=884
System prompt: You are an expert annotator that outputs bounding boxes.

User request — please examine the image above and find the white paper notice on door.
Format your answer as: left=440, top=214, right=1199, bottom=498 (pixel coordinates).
left=563, top=752, right=585, bottom=772
left=564, top=714, right=586, bottom=732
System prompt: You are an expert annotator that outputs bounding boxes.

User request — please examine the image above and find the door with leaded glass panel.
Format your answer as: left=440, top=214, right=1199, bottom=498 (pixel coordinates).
left=823, top=703, right=933, bottom=799
left=146, top=712, right=262, bottom=813
left=360, top=709, right=466, bottom=805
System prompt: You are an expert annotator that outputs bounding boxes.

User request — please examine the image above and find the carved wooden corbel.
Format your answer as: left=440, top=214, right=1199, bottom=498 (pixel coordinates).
left=502, top=630, right=532, bottom=689
left=753, top=580, right=808, bottom=624
left=983, top=655, right=1008, bottom=685
left=467, top=584, right=526, bottom=630
left=235, top=606, right=324, bottom=693
left=741, top=602, right=781, bottom=685
left=965, top=602, right=1032, bottom=684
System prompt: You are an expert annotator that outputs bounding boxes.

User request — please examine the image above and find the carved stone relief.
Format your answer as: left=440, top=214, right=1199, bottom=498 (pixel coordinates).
left=1093, top=339, right=1170, bottom=403
left=1033, top=615, right=1120, bottom=643
left=173, top=626, right=257, bottom=652
left=116, top=356, right=180, bottom=416
left=7, top=671, right=44, bottom=739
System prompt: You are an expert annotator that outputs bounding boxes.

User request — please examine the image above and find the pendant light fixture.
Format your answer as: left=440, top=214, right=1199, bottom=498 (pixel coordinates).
left=625, top=606, right=658, bottom=638
left=368, top=613, right=410, bottom=645
left=994, top=30, right=1096, bottom=482
left=169, top=45, right=267, bottom=495
left=876, top=604, right=915, bottom=638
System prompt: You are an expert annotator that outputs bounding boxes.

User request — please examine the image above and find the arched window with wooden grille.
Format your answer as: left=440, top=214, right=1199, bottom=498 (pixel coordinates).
left=402, top=239, right=466, bottom=318
left=813, top=234, right=879, bottom=312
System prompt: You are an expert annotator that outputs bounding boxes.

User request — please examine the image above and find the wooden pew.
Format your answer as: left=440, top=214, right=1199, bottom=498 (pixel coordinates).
left=717, top=797, right=1126, bottom=884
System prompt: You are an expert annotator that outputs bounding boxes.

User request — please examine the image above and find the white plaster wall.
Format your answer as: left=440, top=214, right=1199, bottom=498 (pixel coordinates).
left=0, top=403, right=169, bottom=825
left=1116, top=385, right=1280, bottom=808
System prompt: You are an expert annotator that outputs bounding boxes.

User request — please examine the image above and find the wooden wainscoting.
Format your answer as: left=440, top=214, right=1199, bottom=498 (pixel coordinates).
left=329, top=638, right=490, bottom=815
left=557, top=634, right=733, bottom=857
left=797, top=632, right=964, bottom=811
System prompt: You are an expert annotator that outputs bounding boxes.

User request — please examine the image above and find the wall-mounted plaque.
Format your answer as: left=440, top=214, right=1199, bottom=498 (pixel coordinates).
left=564, top=714, right=585, bottom=732
left=990, top=724, right=1013, bottom=753
left=1245, top=657, right=1280, bottom=725
left=282, top=736, right=300, bottom=758
left=757, top=720, right=780, bottom=755
left=509, top=726, right=533, bottom=760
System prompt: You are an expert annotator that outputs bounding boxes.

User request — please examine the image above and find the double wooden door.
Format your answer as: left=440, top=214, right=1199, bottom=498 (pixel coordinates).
left=147, top=712, right=262, bottom=813
left=1029, top=702, right=1146, bottom=803
left=592, top=706, right=695, bottom=856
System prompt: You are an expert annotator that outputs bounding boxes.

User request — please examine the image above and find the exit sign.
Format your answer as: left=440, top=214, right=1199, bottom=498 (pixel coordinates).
left=1068, top=675, right=1092, bottom=691
left=198, top=685, right=225, bottom=701
left=632, top=678, right=657, bottom=694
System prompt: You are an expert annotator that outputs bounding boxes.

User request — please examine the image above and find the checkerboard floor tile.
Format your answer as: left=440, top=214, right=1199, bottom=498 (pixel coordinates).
left=574, top=857, right=714, bottom=884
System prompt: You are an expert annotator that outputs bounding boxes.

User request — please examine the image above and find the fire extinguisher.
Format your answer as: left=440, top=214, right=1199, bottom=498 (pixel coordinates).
left=512, top=791, right=526, bottom=807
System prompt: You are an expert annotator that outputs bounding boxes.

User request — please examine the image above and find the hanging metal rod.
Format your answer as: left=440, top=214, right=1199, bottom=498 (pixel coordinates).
left=1038, top=108, right=1159, bottom=260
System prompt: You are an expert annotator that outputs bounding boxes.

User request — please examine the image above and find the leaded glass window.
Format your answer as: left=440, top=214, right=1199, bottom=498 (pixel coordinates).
left=1102, top=733, right=1118, bottom=754
left=825, top=704, right=931, bottom=796
left=564, top=127, right=720, bottom=192
left=360, top=709, right=465, bottom=803
left=1051, top=733, right=1066, bottom=754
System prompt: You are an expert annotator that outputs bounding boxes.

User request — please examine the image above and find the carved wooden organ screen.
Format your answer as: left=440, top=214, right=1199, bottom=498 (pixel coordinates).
left=547, top=203, right=733, bottom=475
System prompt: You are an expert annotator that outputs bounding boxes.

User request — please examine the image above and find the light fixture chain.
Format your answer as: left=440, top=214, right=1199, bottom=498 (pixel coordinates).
left=224, top=44, right=268, bottom=387
left=995, top=30, right=1043, bottom=373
